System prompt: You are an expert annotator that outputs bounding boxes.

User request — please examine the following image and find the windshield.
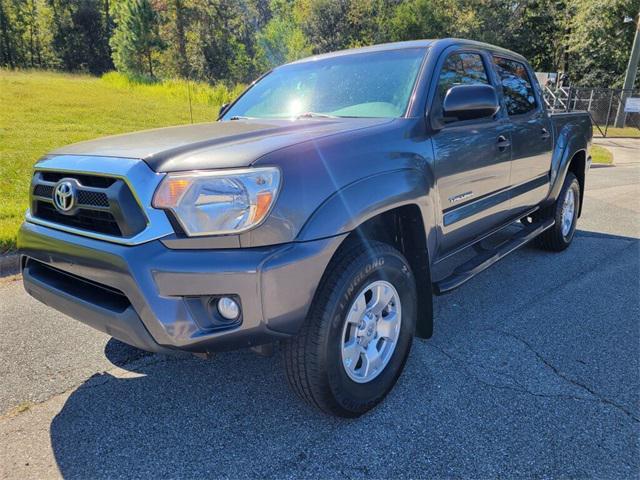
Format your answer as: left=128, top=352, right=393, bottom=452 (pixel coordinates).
left=222, top=48, right=427, bottom=120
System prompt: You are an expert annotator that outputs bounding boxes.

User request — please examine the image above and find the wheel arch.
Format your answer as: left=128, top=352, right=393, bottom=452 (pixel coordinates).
left=320, top=204, right=435, bottom=339
left=296, top=168, right=435, bottom=243
left=297, top=168, right=436, bottom=339
left=547, top=122, right=589, bottom=214
left=566, top=149, right=586, bottom=217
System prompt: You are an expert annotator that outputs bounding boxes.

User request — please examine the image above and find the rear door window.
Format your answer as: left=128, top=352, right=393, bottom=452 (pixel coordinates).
left=493, top=57, right=537, bottom=115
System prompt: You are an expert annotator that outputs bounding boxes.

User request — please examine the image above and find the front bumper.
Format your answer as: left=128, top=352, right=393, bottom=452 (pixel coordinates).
left=18, top=222, right=344, bottom=354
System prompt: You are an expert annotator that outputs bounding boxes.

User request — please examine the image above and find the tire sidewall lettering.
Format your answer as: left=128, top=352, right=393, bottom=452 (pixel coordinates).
left=327, top=251, right=416, bottom=401
left=337, top=257, right=386, bottom=318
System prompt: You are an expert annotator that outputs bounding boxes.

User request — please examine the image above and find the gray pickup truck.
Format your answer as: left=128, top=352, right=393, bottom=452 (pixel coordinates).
left=19, top=39, right=591, bottom=417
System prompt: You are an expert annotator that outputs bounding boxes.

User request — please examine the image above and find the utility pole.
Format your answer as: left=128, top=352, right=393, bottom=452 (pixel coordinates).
left=614, top=11, right=640, bottom=128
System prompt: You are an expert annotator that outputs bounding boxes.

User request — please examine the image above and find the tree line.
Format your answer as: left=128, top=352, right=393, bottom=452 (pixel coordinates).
left=0, top=0, right=638, bottom=89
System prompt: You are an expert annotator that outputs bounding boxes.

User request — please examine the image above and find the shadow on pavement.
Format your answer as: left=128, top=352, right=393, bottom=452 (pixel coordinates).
left=50, top=341, right=346, bottom=479
left=48, top=229, right=639, bottom=479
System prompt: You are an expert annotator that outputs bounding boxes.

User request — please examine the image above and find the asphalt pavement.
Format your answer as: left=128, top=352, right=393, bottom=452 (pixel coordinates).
left=0, top=148, right=638, bottom=479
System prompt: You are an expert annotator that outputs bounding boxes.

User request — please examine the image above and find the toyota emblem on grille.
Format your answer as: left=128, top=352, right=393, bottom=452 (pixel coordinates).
left=53, top=180, right=76, bottom=213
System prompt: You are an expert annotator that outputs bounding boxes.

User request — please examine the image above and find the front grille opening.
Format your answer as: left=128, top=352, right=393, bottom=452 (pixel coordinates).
left=33, top=184, right=54, bottom=198
left=77, top=190, right=109, bottom=207
left=33, top=186, right=109, bottom=208
left=40, top=172, right=117, bottom=188
left=26, top=259, right=131, bottom=313
left=36, top=201, right=122, bottom=236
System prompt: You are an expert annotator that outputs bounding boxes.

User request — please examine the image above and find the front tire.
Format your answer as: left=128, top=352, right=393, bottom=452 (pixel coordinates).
left=537, top=172, right=580, bottom=251
left=282, top=240, right=417, bottom=417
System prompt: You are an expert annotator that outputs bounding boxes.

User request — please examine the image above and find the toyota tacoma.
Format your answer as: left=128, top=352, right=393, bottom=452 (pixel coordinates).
left=18, top=39, right=592, bottom=417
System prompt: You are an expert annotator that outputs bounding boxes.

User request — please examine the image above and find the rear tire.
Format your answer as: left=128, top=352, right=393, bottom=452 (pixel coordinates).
left=537, top=172, right=580, bottom=251
left=282, top=240, right=416, bottom=417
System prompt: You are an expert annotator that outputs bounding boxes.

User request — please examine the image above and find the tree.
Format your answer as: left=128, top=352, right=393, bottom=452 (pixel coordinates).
left=156, top=0, right=190, bottom=77
left=344, top=0, right=396, bottom=48
left=256, top=0, right=311, bottom=68
left=299, top=0, right=349, bottom=53
left=49, top=0, right=113, bottom=74
left=0, top=0, right=637, bottom=91
left=183, top=0, right=262, bottom=83
left=566, top=0, right=640, bottom=87
left=171, top=0, right=189, bottom=76
left=110, top=0, right=164, bottom=77
left=506, top=0, right=568, bottom=73
left=0, top=0, right=19, bottom=67
left=388, top=0, right=451, bottom=42
left=257, top=15, right=310, bottom=67
left=24, top=0, right=43, bottom=65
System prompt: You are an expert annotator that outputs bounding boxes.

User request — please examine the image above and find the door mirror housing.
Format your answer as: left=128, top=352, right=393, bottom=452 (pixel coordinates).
left=442, top=85, right=500, bottom=122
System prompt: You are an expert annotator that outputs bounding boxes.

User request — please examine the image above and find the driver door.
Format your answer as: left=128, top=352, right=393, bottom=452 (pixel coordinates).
left=430, top=50, right=513, bottom=256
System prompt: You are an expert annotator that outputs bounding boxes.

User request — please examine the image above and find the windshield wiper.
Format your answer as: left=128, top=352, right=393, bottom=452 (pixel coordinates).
left=229, top=115, right=254, bottom=120
left=295, top=112, right=338, bottom=119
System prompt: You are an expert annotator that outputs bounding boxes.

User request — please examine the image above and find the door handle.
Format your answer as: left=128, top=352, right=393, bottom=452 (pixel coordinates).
left=497, top=135, right=511, bottom=151
left=541, top=128, right=551, bottom=139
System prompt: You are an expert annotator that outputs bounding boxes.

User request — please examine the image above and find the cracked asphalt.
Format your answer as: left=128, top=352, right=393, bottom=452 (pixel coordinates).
left=1, top=153, right=639, bottom=479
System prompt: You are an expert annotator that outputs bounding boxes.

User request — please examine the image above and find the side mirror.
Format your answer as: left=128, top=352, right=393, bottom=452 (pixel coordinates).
left=218, top=103, right=229, bottom=118
left=442, top=85, right=499, bottom=122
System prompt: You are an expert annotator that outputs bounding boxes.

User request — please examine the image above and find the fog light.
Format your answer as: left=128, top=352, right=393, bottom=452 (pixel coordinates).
left=217, top=297, right=240, bottom=320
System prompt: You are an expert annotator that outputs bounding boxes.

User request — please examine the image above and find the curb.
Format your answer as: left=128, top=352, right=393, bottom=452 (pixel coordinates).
left=0, top=253, right=20, bottom=277
left=593, top=136, right=640, bottom=139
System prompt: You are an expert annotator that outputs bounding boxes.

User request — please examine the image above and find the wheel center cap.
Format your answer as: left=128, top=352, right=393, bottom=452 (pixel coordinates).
left=359, top=314, right=377, bottom=345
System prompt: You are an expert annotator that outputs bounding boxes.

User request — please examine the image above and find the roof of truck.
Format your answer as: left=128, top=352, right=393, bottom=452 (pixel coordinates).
left=287, top=38, right=528, bottom=66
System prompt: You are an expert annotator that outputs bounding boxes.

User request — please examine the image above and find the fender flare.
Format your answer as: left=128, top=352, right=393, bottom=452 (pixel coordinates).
left=297, top=168, right=435, bottom=243
left=297, top=167, right=436, bottom=339
left=546, top=123, right=588, bottom=207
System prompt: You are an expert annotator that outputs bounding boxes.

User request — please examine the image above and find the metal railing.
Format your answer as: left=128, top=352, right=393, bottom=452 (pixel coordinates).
left=543, top=86, right=640, bottom=136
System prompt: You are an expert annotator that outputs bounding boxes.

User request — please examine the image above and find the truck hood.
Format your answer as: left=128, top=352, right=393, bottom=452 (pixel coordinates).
left=49, top=118, right=393, bottom=172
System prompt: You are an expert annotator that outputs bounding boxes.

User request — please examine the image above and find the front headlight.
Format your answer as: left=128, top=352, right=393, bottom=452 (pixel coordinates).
left=152, top=167, right=281, bottom=236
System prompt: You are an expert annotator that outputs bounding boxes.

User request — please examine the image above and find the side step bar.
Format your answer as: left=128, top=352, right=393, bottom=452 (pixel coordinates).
left=434, top=218, right=555, bottom=295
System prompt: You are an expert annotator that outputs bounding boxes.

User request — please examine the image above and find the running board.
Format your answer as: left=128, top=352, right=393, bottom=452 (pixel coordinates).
left=434, top=218, right=555, bottom=295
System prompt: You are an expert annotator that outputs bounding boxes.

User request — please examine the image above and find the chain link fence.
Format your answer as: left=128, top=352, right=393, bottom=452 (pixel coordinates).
left=543, top=87, right=640, bottom=137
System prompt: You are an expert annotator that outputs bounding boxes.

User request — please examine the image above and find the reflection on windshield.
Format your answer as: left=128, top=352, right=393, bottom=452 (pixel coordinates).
left=223, top=48, right=427, bottom=120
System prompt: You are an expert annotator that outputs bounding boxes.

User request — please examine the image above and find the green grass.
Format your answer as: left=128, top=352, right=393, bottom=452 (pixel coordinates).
left=101, top=72, right=245, bottom=107
left=0, top=70, right=243, bottom=253
left=591, top=145, right=614, bottom=165
left=593, top=126, right=640, bottom=138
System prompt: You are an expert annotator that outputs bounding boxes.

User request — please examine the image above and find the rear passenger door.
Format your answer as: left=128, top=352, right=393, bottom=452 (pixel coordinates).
left=492, top=56, right=553, bottom=214
left=431, top=50, right=512, bottom=256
